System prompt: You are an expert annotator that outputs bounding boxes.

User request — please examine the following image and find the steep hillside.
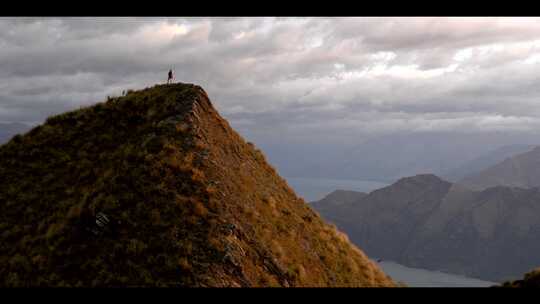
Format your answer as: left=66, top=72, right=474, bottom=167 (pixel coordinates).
left=459, top=146, right=540, bottom=190
left=313, top=175, right=540, bottom=282
left=0, top=83, right=394, bottom=287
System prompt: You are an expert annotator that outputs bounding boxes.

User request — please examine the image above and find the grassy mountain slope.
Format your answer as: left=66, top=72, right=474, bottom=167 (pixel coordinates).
left=0, top=83, right=394, bottom=287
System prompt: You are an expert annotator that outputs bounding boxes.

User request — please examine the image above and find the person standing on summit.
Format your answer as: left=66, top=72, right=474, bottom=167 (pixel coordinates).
left=167, top=69, right=174, bottom=84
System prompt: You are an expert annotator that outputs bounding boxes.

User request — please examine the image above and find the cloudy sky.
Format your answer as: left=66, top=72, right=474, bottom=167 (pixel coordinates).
left=2, top=17, right=540, bottom=150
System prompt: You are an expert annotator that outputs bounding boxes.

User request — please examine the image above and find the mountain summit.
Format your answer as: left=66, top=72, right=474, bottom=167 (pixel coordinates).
left=0, top=83, right=394, bottom=287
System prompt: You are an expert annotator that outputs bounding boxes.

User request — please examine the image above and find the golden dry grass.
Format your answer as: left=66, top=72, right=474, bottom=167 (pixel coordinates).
left=0, top=83, right=395, bottom=287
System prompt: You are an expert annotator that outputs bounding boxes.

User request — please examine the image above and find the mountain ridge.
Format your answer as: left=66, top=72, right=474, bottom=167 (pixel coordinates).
left=0, top=83, right=394, bottom=287
left=312, top=173, right=540, bottom=282
left=458, top=146, right=540, bottom=190
left=441, top=144, right=536, bottom=182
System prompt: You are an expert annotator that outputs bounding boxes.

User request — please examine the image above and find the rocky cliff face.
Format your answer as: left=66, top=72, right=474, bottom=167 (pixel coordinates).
left=0, top=83, right=394, bottom=287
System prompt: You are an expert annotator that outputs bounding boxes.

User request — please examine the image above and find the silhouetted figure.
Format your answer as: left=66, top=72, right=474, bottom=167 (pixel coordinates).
left=167, top=69, right=174, bottom=84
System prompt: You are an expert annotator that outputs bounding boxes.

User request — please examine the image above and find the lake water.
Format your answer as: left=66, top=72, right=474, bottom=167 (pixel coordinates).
left=377, top=260, right=497, bottom=287
left=285, top=177, right=389, bottom=201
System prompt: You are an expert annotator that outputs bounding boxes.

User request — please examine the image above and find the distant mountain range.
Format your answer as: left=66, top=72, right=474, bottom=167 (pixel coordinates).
left=441, top=144, right=536, bottom=182
left=308, top=190, right=368, bottom=214
left=271, top=132, right=540, bottom=184
left=312, top=172, right=540, bottom=282
left=458, top=146, right=540, bottom=190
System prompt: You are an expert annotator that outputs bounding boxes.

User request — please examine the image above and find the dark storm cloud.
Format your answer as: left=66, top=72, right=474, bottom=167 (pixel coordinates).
left=2, top=17, right=540, bottom=144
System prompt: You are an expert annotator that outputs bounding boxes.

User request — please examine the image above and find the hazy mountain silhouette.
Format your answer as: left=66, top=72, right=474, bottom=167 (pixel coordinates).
left=442, top=144, right=536, bottom=182
left=310, top=190, right=367, bottom=215
left=288, top=133, right=538, bottom=183
left=458, top=146, right=540, bottom=191
left=312, top=174, right=540, bottom=282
